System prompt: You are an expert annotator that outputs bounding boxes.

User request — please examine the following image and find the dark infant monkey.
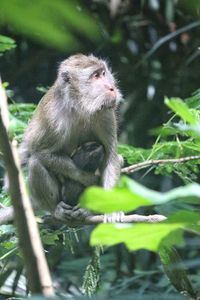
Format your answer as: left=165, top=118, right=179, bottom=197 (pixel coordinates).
left=0, top=54, right=123, bottom=225
left=57, top=142, right=105, bottom=225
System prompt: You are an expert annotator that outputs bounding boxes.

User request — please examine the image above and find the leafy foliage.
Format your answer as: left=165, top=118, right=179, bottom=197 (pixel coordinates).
left=0, top=35, right=16, bottom=53
left=0, top=0, right=100, bottom=51
left=8, top=103, right=36, bottom=141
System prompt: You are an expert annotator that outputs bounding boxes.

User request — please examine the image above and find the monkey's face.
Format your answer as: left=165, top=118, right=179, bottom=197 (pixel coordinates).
left=79, top=64, right=122, bottom=114
left=58, top=54, right=122, bottom=115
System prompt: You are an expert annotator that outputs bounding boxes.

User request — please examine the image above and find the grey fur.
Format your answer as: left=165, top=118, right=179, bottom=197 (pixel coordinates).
left=2, top=54, right=123, bottom=223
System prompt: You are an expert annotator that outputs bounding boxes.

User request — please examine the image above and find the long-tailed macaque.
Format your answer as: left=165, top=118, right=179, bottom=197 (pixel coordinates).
left=0, top=142, right=104, bottom=225
left=0, top=54, right=123, bottom=224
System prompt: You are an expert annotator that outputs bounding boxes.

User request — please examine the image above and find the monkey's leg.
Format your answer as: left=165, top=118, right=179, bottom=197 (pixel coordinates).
left=28, top=156, right=60, bottom=212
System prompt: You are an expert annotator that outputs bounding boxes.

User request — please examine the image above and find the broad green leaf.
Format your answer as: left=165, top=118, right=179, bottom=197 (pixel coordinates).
left=0, top=35, right=16, bottom=52
left=91, top=211, right=200, bottom=252
left=0, top=0, right=100, bottom=51
left=165, top=97, right=197, bottom=125
left=80, top=177, right=200, bottom=213
left=80, top=184, right=151, bottom=213
left=90, top=223, right=183, bottom=251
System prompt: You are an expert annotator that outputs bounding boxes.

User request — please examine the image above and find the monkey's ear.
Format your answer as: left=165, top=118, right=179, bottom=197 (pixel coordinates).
left=61, top=71, right=70, bottom=83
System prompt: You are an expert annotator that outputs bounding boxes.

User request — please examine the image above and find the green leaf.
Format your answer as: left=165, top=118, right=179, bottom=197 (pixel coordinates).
left=0, top=0, right=101, bottom=51
left=90, top=223, right=183, bottom=251
left=80, top=183, right=151, bottom=213
left=80, top=177, right=200, bottom=213
left=9, top=116, right=27, bottom=135
left=0, top=224, right=15, bottom=235
left=42, top=233, right=59, bottom=245
left=118, top=144, right=151, bottom=164
left=0, top=34, right=16, bottom=52
left=185, top=88, right=200, bottom=109
left=165, top=97, right=198, bottom=125
left=91, top=211, right=200, bottom=252
left=159, top=246, right=197, bottom=298
left=168, top=211, right=200, bottom=233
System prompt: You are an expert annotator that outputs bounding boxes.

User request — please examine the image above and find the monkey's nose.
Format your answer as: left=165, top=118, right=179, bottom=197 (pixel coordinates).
left=108, top=86, right=116, bottom=97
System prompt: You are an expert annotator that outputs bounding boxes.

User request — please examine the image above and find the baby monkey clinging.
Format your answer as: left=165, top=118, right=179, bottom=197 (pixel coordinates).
left=19, top=54, right=123, bottom=223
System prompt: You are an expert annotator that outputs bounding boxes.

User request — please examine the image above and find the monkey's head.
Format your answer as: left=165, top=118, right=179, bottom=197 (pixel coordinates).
left=57, top=54, right=122, bottom=114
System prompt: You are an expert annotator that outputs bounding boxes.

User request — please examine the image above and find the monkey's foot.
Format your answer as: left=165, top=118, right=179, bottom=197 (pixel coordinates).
left=54, top=201, right=91, bottom=227
left=103, top=212, right=125, bottom=223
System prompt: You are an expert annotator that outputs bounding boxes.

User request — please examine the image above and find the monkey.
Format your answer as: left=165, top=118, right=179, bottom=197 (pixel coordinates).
left=0, top=142, right=104, bottom=225
left=0, top=54, right=123, bottom=225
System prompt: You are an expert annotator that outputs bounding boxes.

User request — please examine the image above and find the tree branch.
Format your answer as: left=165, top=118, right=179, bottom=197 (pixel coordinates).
left=44, top=213, right=167, bottom=227
left=0, top=79, right=54, bottom=296
left=83, top=213, right=167, bottom=224
left=121, top=155, right=200, bottom=174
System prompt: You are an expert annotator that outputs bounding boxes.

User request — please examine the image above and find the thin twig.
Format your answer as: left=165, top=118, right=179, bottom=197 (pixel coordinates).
left=122, top=155, right=200, bottom=174
left=135, top=21, right=200, bottom=69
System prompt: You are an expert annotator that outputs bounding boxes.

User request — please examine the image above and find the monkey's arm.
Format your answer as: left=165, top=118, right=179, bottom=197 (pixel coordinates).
left=35, top=152, right=98, bottom=187
left=95, top=111, right=122, bottom=189
left=102, top=149, right=122, bottom=189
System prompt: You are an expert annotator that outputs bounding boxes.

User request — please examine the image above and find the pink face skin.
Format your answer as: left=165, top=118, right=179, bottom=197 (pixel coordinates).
left=58, top=55, right=122, bottom=114
left=92, top=68, right=117, bottom=99
left=87, top=65, right=121, bottom=111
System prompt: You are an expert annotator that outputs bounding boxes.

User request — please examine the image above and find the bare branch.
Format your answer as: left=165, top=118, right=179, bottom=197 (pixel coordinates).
left=0, top=77, right=9, bottom=129
left=44, top=213, right=167, bottom=227
left=0, top=81, right=54, bottom=296
left=84, top=213, right=167, bottom=224
left=122, top=155, right=200, bottom=174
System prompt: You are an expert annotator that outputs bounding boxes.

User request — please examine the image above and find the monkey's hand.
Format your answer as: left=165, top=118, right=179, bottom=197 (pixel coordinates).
left=54, top=201, right=91, bottom=227
left=78, top=172, right=100, bottom=187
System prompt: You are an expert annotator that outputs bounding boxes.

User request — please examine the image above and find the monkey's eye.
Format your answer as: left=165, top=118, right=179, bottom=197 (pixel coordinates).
left=102, top=70, right=106, bottom=76
left=93, top=72, right=101, bottom=79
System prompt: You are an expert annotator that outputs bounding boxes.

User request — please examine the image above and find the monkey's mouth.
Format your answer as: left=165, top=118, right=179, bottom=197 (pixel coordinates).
left=99, top=103, right=116, bottom=111
left=99, top=98, right=116, bottom=110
